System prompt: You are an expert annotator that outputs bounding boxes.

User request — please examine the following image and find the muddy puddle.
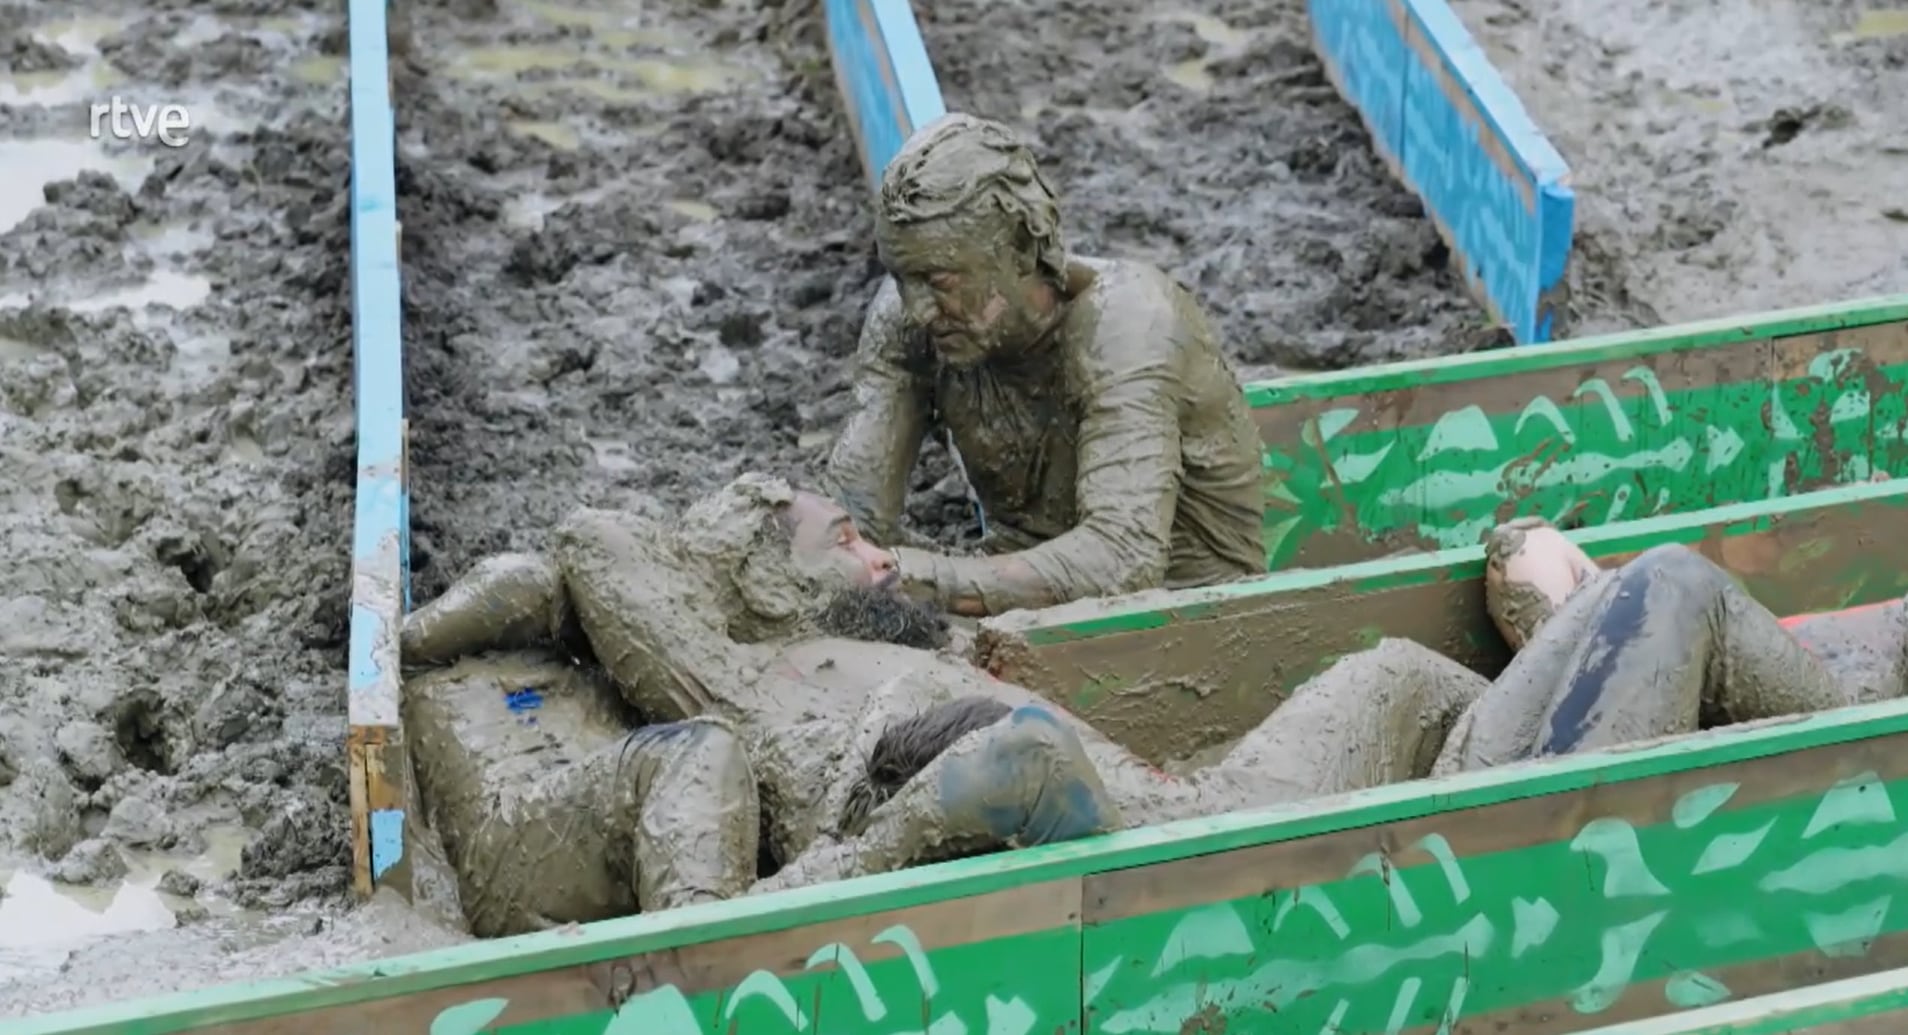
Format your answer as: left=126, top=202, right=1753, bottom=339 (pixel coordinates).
left=1451, top=0, right=1908, bottom=331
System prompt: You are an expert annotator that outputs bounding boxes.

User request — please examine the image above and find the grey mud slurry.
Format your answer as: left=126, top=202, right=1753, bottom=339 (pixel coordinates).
left=914, top=0, right=1499, bottom=376
left=396, top=0, right=881, bottom=592
left=0, top=0, right=1534, bottom=1016
left=1451, top=0, right=1908, bottom=332
left=0, top=0, right=462, bottom=1016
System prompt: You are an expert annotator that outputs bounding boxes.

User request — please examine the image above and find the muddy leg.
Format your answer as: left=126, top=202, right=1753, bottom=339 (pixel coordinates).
left=400, top=553, right=569, bottom=666
left=1204, top=639, right=1488, bottom=799
left=1436, top=545, right=1843, bottom=773
left=755, top=705, right=1118, bottom=892
left=620, top=718, right=759, bottom=911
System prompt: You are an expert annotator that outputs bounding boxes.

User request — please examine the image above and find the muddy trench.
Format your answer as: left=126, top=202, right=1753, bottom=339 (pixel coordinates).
left=4, top=0, right=1543, bottom=1015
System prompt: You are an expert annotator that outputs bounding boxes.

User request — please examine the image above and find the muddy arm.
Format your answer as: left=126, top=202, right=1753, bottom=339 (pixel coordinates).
left=826, top=281, right=931, bottom=547
left=894, top=335, right=1181, bottom=616
left=555, top=508, right=753, bottom=721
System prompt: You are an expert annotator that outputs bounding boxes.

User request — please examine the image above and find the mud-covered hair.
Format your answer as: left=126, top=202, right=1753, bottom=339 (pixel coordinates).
left=838, top=696, right=1012, bottom=835
left=876, top=113, right=1067, bottom=285
left=677, top=473, right=817, bottom=641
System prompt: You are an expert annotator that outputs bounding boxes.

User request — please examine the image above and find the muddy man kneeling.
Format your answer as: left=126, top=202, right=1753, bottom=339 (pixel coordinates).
left=826, top=113, right=1268, bottom=617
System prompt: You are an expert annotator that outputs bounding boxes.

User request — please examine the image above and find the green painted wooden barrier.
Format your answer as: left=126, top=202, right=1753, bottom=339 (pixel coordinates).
left=1577, top=966, right=1908, bottom=1034
left=15, top=476, right=1908, bottom=1035
left=1248, top=293, right=1908, bottom=570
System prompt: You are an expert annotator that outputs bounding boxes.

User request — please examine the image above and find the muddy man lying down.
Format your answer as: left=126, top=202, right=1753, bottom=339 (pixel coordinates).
left=401, top=483, right=1901, bottom=929
left=759, top=518, right=1906, bottom=889
left=406, top=473, right=1268, bottom=932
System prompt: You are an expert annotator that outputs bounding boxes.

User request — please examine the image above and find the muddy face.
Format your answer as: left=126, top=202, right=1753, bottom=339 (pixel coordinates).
left=781, top=491, right=898, bottom=591
left=877, top=212, right=1045, bottom=367
left=875, top=113, right=1067, bottom=368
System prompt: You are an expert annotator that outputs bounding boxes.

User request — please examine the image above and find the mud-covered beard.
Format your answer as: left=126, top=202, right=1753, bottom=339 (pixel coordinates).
left=814, top=586, right=951, bottom=651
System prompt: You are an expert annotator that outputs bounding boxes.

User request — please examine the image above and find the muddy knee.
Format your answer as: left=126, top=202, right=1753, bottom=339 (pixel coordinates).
left=1626, top=544, right=1728, bottom=593
left=624, top=716, right=750, bottom=782
left=1486, top=518, right=1600, bottom=650
left=936, top=706, right=1114, bottom=847
left=628, top=717, right=758, bottom=908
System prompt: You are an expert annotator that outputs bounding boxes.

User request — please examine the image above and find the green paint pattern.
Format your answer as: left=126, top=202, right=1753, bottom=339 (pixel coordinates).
left=1085, top=769, right=1908, bottom=1032
left=396, top=769, right=1908, bottom=1035
left=1258, top=345, right=1908, bottom=569
left=436, top=923, right=1077, bottom=1035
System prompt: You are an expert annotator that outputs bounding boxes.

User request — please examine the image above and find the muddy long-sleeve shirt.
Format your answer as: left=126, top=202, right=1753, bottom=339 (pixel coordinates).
left=827, top=259, right=1266, bottom=615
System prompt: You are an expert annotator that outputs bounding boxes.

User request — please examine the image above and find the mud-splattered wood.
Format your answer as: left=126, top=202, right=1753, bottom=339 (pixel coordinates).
left=980, top=479, right=1908, bottom=765
left=346, top=0, right=414, bottom=898
left=23, top=689, right=1908, bottom=1035
left=1575, top=965, right=1908, bottom=1035
left=129, top=879, right=1082, bottom=1035
left=1080, top=727, right=1908, bottom=1034
left=1243, top=298, right=1908, bottom=570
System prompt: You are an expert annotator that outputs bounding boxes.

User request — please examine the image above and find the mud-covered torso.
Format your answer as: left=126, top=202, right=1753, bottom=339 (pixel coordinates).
left=920, top=258, right=1265, bottom=582
left=935, top=349, right=1077, bottom=545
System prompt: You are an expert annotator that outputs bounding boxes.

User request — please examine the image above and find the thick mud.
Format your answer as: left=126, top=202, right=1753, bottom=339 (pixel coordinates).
left=0, top=0, right=451, bottom=1014
left=7, top=0, right=1760, bottom=1017
left=397, top=0, right=880, bottom=598
left=1452, top=0, right=1908, bottom=331
left=916, top=1, right=1499, bottom=377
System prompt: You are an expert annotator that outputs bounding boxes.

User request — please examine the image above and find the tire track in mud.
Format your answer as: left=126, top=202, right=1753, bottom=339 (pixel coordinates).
left=0, top=0, right=391, bottom=1012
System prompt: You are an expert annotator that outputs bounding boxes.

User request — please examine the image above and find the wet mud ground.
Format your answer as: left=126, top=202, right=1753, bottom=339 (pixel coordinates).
left=18, top=0, right=1888, bottom=1018
left=0, top=0, right=466, bottom=1015
left=1451, top=0, right=1908, bottom=333
left=917, top=0, right=1499, bottom=376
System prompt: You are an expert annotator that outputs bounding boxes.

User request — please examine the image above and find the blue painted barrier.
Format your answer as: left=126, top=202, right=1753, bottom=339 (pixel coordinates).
left=824, top=0, right=946, bottom=188
left=345, top=0, right=414, bottom=896
left=1309, top=0, right=1575, bottom=343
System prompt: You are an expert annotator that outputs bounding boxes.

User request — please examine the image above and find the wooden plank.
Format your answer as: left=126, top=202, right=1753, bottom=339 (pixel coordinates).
left=23, top=688, right=1908, bottom=1035
left=1248, top=314, right=1908, bottom=570
left=1575, top=966, right=1908, bottom=1035
left=980, top=480, right=1908, bottom=765
left=1306, top=0, right=1572, bottom=342
left=824, top=0, right=946, bottom=189
left=1079, top=728, right=1908, bottom=1033
left=345, top=0, right=414, bottom=899
left=140, top=880, right=1082, bottom=1035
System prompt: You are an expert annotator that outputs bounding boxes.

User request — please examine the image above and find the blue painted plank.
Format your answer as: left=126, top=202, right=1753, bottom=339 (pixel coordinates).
left=1309, top=0, right=1575, bottom=344
left=825, top=0, right=946, bottom=189
left=346, top=0, right=411, bottom=891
